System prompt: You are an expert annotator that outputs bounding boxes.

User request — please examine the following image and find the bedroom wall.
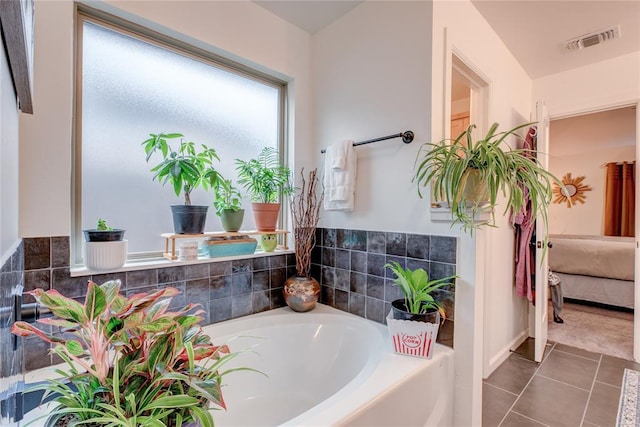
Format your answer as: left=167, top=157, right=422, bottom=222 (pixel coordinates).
left=549, top=107, right=637, bottom=236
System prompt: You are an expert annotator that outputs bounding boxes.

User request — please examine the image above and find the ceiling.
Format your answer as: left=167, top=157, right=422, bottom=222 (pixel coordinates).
left=253, top=1, right=362, bottom=34
left=471, top=1, right=640, bottom=79
left=254, top=1, right=639, bottom=79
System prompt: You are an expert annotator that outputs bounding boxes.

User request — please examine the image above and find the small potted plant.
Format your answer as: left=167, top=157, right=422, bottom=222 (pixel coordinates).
left=213, top=178, right=244, bottom=232
left=413, top=122, right=561, bottom=233
left=11, top=280, right=243, bottom=426
left=83, top=218, right=125, bottom=242
left=385, top=261, right=455, bottom=322
left=235, top=146, right=293, bottom=232
left=142, top=132, right=223, bottom=234
left=283, top=168, right=323, bottom=312
left=83, top=218, right=127, bottom=270
left=385, top=261, right=456, bottom=358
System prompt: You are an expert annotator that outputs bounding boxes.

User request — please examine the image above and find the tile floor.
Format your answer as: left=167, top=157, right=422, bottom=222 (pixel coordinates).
left=483, top=339, right=640, bottom=427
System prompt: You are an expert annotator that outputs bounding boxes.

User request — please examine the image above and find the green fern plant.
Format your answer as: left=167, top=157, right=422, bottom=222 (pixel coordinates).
left=235, top=147, right=293, bottom=203
left=413, top=122, right=562, bottom=232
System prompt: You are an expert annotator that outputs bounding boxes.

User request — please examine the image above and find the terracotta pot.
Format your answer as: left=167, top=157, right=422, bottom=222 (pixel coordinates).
left=283, top=276, right=320, bottom=312
left=251, top=202, right=280, bottom=231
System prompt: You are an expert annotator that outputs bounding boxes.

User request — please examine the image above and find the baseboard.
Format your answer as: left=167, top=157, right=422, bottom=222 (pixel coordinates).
left=486, top=330, right=529, bottom=378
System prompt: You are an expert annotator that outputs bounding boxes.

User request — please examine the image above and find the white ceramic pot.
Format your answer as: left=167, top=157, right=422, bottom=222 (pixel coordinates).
left=85, top=240, right=128, bottom=270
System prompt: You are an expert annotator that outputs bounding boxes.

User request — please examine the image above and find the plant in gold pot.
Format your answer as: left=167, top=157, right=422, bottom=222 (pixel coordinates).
left=235, top=147, right=292, bottom=232
left=12, top=280, right=245, bottom=427
left=413, top=122, right=561, bottom=233
left=283, top=168, right=323, bottom=312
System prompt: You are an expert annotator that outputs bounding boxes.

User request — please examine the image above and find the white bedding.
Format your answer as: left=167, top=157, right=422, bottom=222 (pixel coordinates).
left=549, top=234, right=636, bottom=308
left=549, top=234, right=635, bottom=281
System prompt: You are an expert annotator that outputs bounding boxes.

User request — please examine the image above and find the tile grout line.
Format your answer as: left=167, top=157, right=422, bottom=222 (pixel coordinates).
left=552, top=348, right=602, bottom=363
left=579, top=353, right=603, bottom=426
left=483, top=380, right=520, bottom=397
left=510, top=409, right=551, bottom=426
left=497, top=341, right=557, bottom=427
left=535, top=373, right=595, bottom=392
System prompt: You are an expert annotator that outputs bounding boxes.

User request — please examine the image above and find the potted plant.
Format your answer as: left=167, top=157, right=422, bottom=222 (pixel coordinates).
left=142, top=132, right=223, bottom=234
left=384, top=261, right=455, bottom=323
left=11, top=280, right=244, bottom=426
left=235, top=146, right=292, bottom=232
left=83, top=218, right=125, bottom=242
left=83, top=218, right=127, bottom=270
left=413, top=122, right=561, bottom=232
left=213, top=178, right=244, bottom=232
left=283, top=168, right=323, bottom=312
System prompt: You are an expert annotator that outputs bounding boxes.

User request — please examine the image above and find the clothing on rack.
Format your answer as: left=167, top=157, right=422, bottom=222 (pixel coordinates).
left=513, top=126, right=537, bottom=302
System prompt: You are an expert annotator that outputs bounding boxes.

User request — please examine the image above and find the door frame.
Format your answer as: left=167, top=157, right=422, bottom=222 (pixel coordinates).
left=545, top=100, right=640, bottom=362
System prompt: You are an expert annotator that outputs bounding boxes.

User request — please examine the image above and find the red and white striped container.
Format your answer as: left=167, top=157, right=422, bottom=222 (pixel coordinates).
left=386, top=310, right=440, bottom=359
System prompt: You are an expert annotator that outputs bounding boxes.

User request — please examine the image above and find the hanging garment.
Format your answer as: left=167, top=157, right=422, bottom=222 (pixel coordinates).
left=513, top=126, right=537, bottom=303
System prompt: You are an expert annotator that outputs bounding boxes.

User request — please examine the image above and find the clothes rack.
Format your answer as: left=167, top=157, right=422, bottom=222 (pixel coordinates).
left=320, top=130, right=414, bottom=153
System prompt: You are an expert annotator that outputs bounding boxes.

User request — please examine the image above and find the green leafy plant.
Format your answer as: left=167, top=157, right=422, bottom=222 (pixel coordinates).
left=235, top=147, right=293, bottom=203
left=96, top=218, right=113, bottom=231
left=384, top=261, right=455, bottom=316
left=12, top=280, right=247, bottom=427
left=213, top=179, right=243, bottom=216
left=413, top=122, right=561, bottom=232
left=142, top=132, right=223, bottom=205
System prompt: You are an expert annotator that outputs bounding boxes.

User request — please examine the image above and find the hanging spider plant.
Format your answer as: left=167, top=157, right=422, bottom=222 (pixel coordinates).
left=413, top=122, right=562, bottom=233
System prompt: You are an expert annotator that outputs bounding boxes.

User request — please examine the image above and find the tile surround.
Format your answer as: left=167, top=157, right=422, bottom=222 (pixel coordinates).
left=0, top=243, right=24, bottom=423
left=19, top=230, right=457, bottom=370
left=312, top=228, right=457, bottom=346
left=20, top=236, right=296, bottom=371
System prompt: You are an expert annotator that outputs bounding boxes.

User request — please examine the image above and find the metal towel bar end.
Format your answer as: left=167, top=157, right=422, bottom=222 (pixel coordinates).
left=320, top=130, right=414, bottom=153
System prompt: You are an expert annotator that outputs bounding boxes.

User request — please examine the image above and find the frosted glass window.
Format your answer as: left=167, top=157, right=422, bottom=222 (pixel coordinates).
left=79, top=18, right=282, bottom=257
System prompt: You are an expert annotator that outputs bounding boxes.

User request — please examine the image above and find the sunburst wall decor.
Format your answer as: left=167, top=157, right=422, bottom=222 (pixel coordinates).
left=553, top=173, right=592, bottom=207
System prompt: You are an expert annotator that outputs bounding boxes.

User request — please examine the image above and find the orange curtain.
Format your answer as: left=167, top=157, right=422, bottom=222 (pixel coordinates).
left=604, top=161, right=636, bottom=237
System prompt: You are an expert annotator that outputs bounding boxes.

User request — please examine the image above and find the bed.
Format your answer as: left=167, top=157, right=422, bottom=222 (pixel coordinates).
left=549, top=234, right=636, bottom=309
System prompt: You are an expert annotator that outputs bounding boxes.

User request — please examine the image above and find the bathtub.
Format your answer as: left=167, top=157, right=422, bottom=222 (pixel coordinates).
left=21, top=304, right=454, bottom=426
left=206, top=304, right=454, bottom=426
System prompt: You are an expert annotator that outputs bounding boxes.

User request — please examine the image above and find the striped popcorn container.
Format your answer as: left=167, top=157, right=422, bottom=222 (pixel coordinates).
left=386, top=310, right=439, bottom=359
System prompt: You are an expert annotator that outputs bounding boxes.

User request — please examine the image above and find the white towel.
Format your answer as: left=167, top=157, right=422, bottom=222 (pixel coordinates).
left=324, top=140, right=357, bottom=211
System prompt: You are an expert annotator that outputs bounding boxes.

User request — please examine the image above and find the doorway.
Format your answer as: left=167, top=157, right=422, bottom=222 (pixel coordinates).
left=547, top=106, right=637, bottom=360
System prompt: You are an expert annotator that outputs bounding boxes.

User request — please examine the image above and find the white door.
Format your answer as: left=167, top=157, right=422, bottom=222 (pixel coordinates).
left=534, top=100, right=550, bottom=362
left=635, top=103, right=640, bottom=363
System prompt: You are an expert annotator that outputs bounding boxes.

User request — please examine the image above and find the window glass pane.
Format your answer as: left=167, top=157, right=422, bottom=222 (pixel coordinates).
left=81, top=20, right=280, bottom=255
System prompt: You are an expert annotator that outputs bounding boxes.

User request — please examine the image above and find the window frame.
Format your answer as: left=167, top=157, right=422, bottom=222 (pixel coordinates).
left=72, top=5, right=288, bottom=267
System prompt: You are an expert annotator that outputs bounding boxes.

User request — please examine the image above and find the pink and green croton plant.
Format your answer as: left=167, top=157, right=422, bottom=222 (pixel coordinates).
left=12, top=280, right=243, bottom=427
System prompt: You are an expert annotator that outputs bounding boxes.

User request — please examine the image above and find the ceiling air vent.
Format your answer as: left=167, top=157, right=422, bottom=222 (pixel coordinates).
left=562, top=25, right=621, bottom=51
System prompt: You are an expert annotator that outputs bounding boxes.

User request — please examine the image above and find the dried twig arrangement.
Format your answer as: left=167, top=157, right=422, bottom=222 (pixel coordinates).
left=291, top=168, right=323, bottom=277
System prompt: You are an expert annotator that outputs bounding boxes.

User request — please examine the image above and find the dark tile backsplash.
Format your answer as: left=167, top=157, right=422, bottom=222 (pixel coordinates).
left=18, top=230, right=456, bottom=372
left=20, top=236, right=295, bottom=371
left=1, top=243, right=24, bottom=423
left=312, top=228, right=457, bottom=347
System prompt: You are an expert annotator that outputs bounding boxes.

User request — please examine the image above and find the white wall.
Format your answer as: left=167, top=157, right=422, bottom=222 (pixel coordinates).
left=313, top=1, right=437, bottom=235
left=313, top=1, right=533, bottom=425
left=549, top=108, right=636, bottom=235
left=431, top=1, right=533, bottom=424
left=19, top=0, right=312, bottom=238
left=534, top=52, right=640, bottom=119
left=0, top=30, right=20, bottom=264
